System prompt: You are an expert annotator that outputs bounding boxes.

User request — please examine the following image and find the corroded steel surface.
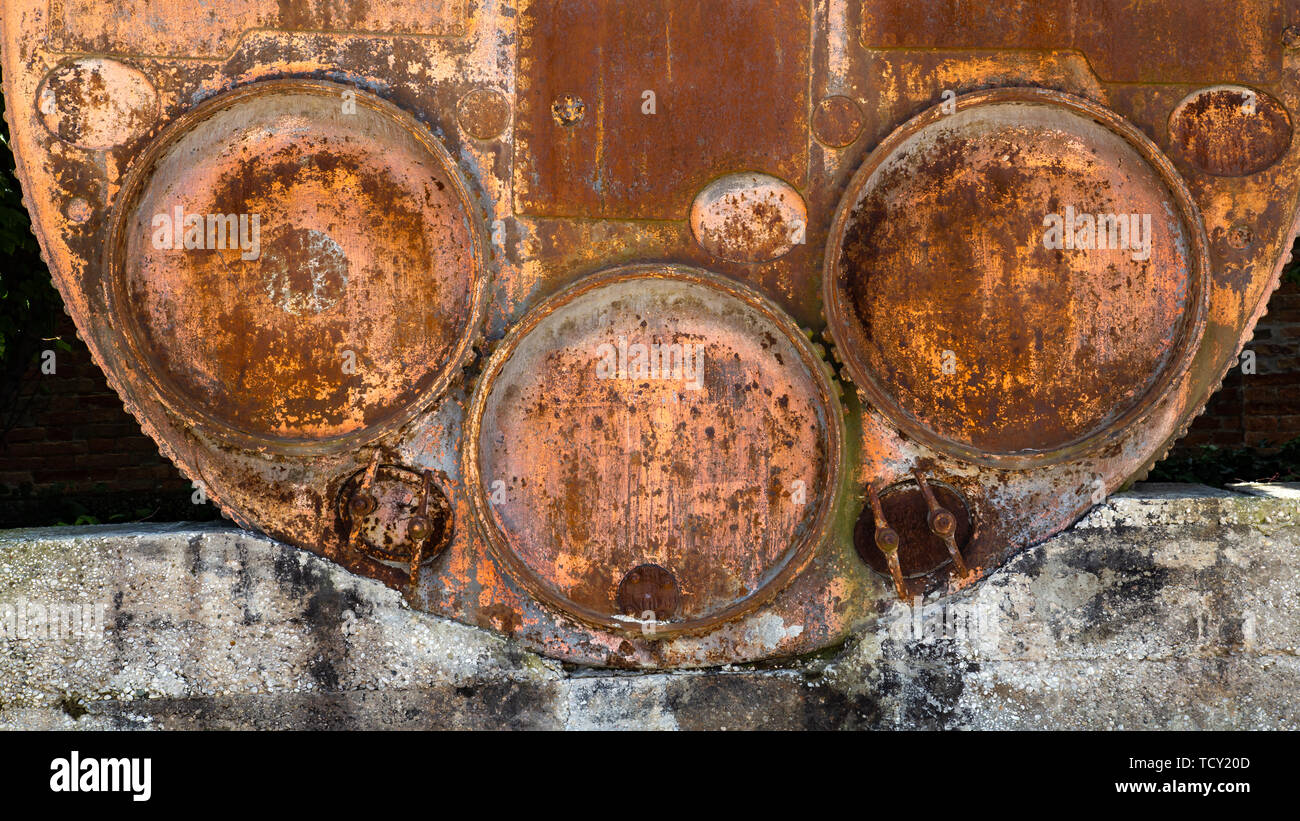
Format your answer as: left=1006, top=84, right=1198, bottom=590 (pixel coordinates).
left=827, top=89, right=1209, bottom=464
left=37, top=57, right=158, bottom=149
left=689, top=174, right=808, bottom=264
left=105, top=80, right=487, bottom=451
left=337, top=463, right=453, bottom=566
left=4, top=0, right=1300, bottom=668
left=464, top=265, right=842, bottom=638
left=1169, top=86, right=1294, bottom=177
left=513, top=0, right=811, bottom=220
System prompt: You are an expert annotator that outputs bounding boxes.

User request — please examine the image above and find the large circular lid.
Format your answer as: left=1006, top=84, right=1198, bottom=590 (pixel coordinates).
left=106, top=79, right=487, bottom=453
left=465, top=265, right=843, bottom=637
left=825, top=88, right=1209, bottom=468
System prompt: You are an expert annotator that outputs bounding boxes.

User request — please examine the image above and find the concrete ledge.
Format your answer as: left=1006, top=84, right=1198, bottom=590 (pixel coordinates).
left=1, top=484, right=1298, bottom=729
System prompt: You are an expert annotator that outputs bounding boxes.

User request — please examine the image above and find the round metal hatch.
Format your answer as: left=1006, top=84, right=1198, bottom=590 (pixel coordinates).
left=105, top=79, right=488, bottom=454
left=825, top=88, right=1209, bottom=468
left=464, top=265, right=843, bottom=638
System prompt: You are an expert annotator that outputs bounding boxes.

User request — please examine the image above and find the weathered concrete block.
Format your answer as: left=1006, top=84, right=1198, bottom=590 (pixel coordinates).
left=1, top=484, right=1297, bottom=729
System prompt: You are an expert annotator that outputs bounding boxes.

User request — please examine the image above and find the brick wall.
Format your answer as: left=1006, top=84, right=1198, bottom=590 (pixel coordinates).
left=0, top=314, right=210, bottom=526
left=1177, top=276, right=1300, bottom=449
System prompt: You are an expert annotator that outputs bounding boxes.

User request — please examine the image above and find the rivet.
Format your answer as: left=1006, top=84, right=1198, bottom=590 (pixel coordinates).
left=348, top=492, right=377, bottom=518
left=551, top=93, right=585, bottom=127
left=66, top=197, right=93, bottom=224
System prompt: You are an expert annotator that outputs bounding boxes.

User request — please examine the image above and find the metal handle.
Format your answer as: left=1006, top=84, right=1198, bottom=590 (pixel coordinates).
left=404, top=469, right=438, bottom=587
left=346, top=454, right=441, bottom=589
left=913, top=469, right=970, bottom=578
left=868, top=483, right=908, bottom=603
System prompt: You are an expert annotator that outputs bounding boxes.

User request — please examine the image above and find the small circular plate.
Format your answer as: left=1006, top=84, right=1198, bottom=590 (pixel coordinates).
left=1168, top=86, right=1293, bottom=177
left=825, top=88, right=1209, bottom=467
left=854, top=480, right=973, bottom=581
left=38, top=58, right=159, bottom=150
left=106, top=79, right=487, bottom=453
left=464, top=265, right=843, bottom=637
left=337, top=465, right=453, bottom=565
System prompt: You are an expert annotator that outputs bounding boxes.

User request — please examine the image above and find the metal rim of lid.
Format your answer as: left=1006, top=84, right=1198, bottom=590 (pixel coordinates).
left=102, top=78, right=490, bottom=457
left=462, top=263, right=846, bottom=639
left=822, top=86, right=1211, bottom=470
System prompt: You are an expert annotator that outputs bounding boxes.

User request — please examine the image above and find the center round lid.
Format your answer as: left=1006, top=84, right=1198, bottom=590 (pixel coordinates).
left=107, top=80, right=486, bottom=452
left=825, top=88, right=1208, bottom=466
left=466, top=266, right=842, bottom=636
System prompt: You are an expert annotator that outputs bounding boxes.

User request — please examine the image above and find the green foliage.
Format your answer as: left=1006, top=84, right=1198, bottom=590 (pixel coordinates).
left=1285, top=243, right=1300, bottom=287
left=0, top=69, right=65, bottom=369
left=1147, top=439, right=1300, bottom=487
left=52, top=505, right=161, bottom=526
left=1, top=69, right=69, bottom=445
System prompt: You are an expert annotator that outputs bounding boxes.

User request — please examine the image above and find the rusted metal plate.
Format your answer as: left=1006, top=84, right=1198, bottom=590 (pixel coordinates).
left=855, top=479, right=973, bottom=584
left=513, top=0, right=811, bottom=219
left=464, top=265, right=842, bottom=638
left=1169, top=86, right=1294, bottom=177
left=337, top=463, right=453, bottom=567
left=37, top=57, right=159, bottom=149
left=104, top=80, right=487, bottom=452
left=689, top=173, right=808, bottom=264
left=4, top=1, right=1300, bottom=668
left=861, top=0, right=1283, bottom=84
left=826, top=89, right=1209, bottom=466
left=49, top=0, right=468, bottom=59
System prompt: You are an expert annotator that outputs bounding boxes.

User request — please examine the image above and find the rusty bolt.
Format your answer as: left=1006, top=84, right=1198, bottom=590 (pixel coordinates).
left=929, top=508, right=958, bottom=538
left=874, top=525, right=901, bottom=554
left=867, top=483, right=908, bottom=601
left=551, top=94, right=586, bottom=126
left=913, top=470, right=971, bottom=579
left=1227, top=224, right=1255, bottom=250
left=867, top=484, right=899, bottom=552
left=348, top=492, right=377, bottom=519
left=407, top=514, right=433, bottom=543
left=65, top=197, right=92, bottom=224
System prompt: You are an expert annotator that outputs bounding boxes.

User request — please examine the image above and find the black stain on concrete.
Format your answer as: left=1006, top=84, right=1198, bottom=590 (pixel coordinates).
left=1064, top=538, right=1171, bottom=644
left=232, top=542, right=260, bottom=626
left=58, top=694, right=88, bottom=720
